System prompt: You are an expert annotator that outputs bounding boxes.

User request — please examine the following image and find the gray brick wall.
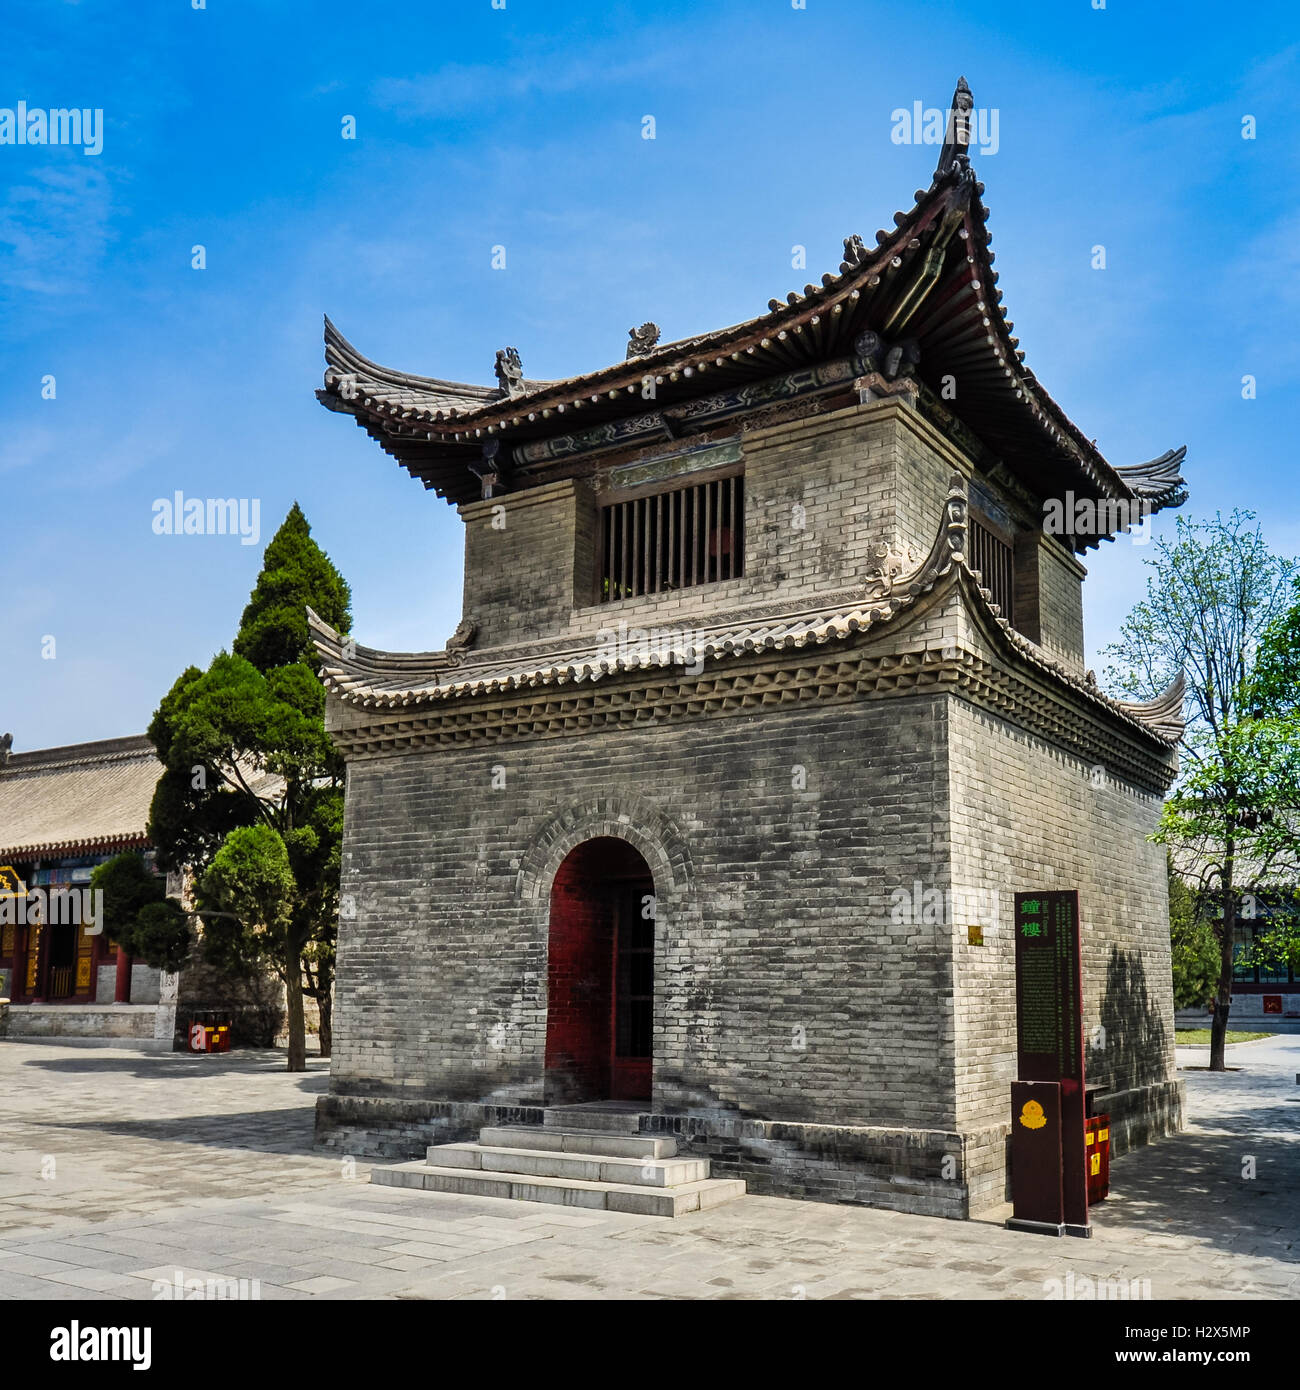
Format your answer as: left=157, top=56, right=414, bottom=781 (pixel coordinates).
left=452, top=399, right=1073, bottom=659
left=322, top=392, right=1180, bottom=1216
left=332, top=692, right=953, bottom=1129
left=947, top=698, right=1182, bottom=1138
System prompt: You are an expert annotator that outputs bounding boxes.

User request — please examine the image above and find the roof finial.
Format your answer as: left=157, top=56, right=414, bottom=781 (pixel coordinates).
left=934, top=75, right=974, bottom=182
left=0, top=733, right=12, bottom=769
left=626, top=322, right=661, bottom=359
left=493, top=347, right=525, bottom=398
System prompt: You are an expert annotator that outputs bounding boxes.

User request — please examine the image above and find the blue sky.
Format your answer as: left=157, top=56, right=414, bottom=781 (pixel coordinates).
left=3, top=0, right=1297, bottom=749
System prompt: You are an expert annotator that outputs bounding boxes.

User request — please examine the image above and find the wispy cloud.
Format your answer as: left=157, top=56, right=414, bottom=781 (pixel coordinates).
left=0, top=159, right=115, bottom=297
left=371, top=48, right=674, bottom=120
left=0, top=415, right=178, bottom=489
left=0, top=422, right=61, bottom=475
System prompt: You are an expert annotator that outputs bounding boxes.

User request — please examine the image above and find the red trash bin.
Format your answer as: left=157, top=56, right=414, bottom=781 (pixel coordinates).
left=1085, top=1114, right=1110, bottom=1204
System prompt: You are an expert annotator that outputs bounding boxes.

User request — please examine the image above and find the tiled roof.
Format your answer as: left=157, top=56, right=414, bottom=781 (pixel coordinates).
left=320, top=316, right=505, bottom=418
left=0, top=735, right=161, bottom=862
left=317, top=78, right=1187, bottom=529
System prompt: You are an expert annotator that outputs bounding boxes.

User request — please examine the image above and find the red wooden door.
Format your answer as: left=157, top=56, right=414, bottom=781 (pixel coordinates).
left=610, top=885, right=652, bottom=1101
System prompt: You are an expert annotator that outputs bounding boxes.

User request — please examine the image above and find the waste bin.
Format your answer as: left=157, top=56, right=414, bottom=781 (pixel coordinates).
left=186, top=1011, right=232, bottom=1053
left=1085, top=1114, right=1110, bottom=1204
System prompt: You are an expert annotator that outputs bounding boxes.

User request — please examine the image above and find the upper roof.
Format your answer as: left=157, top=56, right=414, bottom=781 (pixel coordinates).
left=0, top=735, right=161, bottom=863
left=318, top=78, right=1186, bottom=543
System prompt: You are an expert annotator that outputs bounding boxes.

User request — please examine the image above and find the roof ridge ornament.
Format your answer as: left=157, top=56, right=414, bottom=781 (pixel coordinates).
left=443, top=618, right=478, bottom=667
left=627, top=322, right=661, bottom=359
left=933, top=75, right=975, bottom=184
left=0, top=733, right=11, bottom=769
left=864, top=474, right=968, bottom=606
left=1116, top=671, right=1187, bottom=743
left=840, top=234, right=867, bottom=274
left=1115, top=445, right=1189, bottom=510
left=494, top=347, right=526, bottom=398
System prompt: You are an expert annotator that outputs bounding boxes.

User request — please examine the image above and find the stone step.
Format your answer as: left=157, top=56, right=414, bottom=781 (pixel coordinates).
left=478, top=1125, right=677, bottom=1159
left=427, top=1142, right=705, bottom=1187
left=372, top=1160, right=746, bottom=1217
left=542, top=1105, right=645, bottom=1134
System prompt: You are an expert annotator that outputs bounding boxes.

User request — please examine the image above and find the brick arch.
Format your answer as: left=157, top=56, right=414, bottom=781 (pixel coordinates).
left=514, top=795, right=694, bottom=906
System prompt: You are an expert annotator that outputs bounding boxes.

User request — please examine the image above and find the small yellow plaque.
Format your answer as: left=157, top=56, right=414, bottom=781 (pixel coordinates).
left=1019, top=1099, right=1046, bottom=1130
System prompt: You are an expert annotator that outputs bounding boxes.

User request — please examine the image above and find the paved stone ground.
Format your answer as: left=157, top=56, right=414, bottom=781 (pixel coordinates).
left=0, top=1036, right=1295, bottom=1300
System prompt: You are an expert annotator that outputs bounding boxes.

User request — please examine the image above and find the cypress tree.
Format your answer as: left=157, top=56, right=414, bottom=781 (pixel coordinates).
left=233, top=502, right=351, bottom=672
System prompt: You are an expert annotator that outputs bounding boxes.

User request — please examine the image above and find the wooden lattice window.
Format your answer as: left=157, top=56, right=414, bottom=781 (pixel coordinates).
left=969, top=514, right=1015, bottom=624
left=598, top=468, right=743, bottom=602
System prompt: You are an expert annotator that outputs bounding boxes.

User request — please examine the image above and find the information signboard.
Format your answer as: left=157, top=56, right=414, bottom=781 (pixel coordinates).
left=1011, top=890, right=1089, bottom=1237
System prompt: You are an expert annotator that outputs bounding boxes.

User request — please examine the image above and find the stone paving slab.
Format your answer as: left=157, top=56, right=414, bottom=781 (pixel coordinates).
left=0, top=1036, right=1295, bottom=1299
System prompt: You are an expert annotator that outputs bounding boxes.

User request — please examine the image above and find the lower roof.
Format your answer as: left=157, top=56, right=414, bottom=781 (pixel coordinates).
left=0, top=735, right=161, bottom=863
left=310, top=479, right=1185, bottom=755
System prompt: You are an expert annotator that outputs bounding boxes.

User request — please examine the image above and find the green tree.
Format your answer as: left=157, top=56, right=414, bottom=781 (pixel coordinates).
left=147, top=504, right=351, bottom=1070
left=1105, top=511, right=1300, bottom=1071
left=1167, top=856, right=1218, bottom=1010
left=199, top=824, right=305, bottom=1052
left=91, top=853, right=190, bottom=974
left=1235, top=580, right=1300, bottom=976
left=233, top=502, right=351, bottom=672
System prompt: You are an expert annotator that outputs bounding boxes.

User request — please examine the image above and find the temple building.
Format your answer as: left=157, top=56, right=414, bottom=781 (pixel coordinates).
left=0, top=734, right=174, bottom=1042
left=0, top=733, right=286, bottom=1049
left=312, top=82, right=1190, bottom=1218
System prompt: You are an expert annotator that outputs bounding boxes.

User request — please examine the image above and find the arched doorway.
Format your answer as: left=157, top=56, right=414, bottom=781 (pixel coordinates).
left=545, top=837, right=654, bottom=1105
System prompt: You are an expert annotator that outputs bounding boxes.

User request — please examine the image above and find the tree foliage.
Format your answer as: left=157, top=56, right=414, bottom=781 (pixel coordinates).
left=233, top=502, right=351, bottom=673
left=1105, top=511, right=1300, bottom=1069
left=1167, top=858, right=1218, bottom=1010
left=146, top=504, right=351, bottom=1069
left=91, top=853, right=191, bottom=974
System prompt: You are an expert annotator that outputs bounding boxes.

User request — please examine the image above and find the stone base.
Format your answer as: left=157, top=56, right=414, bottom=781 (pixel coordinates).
left=317, top=1076, right=1186, bottom=1220
left=3, top=1002, right=165, bottom=1043
left=315, top=1093, right=1010, bottom=1219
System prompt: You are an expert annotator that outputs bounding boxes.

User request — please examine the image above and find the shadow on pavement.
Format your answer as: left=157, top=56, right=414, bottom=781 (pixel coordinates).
left=1095, top=1121, right=1298, bottom=1264
left=30, top=1108, right=325, bottom=1157
left=12, top=1049, right=329, bottom=1091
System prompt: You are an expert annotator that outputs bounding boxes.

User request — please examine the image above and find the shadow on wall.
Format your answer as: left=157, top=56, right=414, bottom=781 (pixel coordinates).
left=1092, top=945, right=1172, bottom=1092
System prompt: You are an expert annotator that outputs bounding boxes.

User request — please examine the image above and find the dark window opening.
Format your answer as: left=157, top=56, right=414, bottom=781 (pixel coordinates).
left=1233, top=923, right=1297, bottom=986
left=599, top=471, right=743, bottom=602
left=969, top=514, right=1015, bottom=625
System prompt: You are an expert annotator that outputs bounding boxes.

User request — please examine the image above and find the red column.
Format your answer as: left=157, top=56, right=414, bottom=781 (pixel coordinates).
left=11, top=925, right=27, bottom=1002
left=31, top=923, right=50, bottom=1002
left=114, top=947, right=132, bottom=1003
